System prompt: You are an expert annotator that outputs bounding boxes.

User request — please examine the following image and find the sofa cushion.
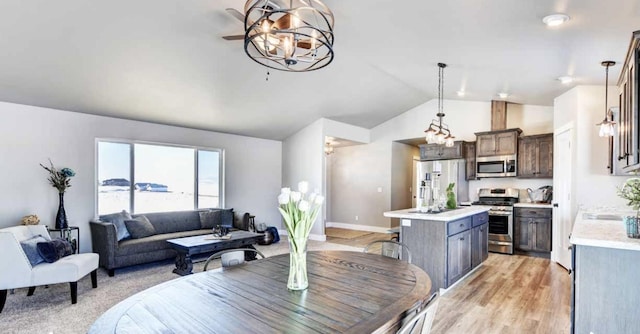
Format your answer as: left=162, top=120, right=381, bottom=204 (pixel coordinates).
left=37, top=238, right=73, bottom=263
left=125, top=215, right=156, bottom=239
left=101, top=210, right=132, bottom=241
left=115, top=229, right=211, bottom=257
left=138, top=210, right=202, bottom=234
left=199, top=210, right=221, bottom=229
left=221, top=208, right=234, bottom=228
left=20, top=235, right=48, bottom=266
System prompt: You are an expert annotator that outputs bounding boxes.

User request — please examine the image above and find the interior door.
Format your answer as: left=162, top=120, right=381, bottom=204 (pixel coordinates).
left=553, top=126, right=573, bottom=270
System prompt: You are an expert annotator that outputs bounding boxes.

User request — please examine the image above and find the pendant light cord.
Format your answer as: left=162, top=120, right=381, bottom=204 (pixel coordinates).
left=604, top=64, right=609, bottom=120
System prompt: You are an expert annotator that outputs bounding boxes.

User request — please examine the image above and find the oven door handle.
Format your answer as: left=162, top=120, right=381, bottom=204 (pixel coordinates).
left=488, top=211, right=512, bottom=216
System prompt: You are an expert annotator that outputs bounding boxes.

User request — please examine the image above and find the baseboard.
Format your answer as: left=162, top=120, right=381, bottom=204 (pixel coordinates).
left=277, top=229, right=327, bottom=242
left=439, top=263, right=483, bottom=296
left=325, top=222, right=392, bottom=234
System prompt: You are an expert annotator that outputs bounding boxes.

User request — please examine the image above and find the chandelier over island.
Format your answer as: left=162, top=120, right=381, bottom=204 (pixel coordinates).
left=244, top=0, right=335, bottom=72
left=425, top=63, right=455, bottom=147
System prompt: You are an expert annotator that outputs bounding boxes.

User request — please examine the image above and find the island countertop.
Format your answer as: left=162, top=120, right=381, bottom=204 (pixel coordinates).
left=570, top=209, right=640, bottom=251
left=384, top=206, right=490, bottom=222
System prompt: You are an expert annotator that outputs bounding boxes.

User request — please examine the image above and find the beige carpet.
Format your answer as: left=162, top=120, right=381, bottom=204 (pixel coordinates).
left=325, top=227, right=373, bottom=239
left=0, top=238, right=362, bottom=334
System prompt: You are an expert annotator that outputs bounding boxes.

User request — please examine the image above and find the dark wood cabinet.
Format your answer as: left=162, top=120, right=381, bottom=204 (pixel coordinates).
left=615, top=31, right=640, bottom=173
left=419, top=141, right=464, bottom=161
left=471, top=221, right=488, bottom=268
left=514, top=207, right=552, bottom=253
left=447, top=229, right=471, bottom=286
left=464, top=142, right=476, bottom=180
left=401, top=212, right=488, bottom=292
left=518, top=133, right=553, bottom=178
left=475, top=129, right=521, bottom=157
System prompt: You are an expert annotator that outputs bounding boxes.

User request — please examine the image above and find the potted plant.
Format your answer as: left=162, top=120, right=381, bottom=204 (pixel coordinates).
left=618, top=178, right=640, bottom=238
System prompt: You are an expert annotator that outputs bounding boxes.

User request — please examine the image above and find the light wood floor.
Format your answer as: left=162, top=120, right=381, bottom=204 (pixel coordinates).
left=325, top=227, right=572, bottom=334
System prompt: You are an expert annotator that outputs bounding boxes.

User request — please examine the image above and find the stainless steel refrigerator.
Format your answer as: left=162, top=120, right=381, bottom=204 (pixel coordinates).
left=413, top=159, right=469, bottom=208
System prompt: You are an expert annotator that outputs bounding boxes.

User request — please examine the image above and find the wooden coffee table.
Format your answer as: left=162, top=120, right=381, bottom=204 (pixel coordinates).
left=166, top=230, right=263, bottom=275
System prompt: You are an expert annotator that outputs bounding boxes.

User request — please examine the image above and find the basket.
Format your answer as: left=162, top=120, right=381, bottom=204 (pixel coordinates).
left=624, top=216, right=640, bottom=238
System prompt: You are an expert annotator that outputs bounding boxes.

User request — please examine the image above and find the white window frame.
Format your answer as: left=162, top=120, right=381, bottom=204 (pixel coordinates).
left=94, top=138, right=225, bottom=216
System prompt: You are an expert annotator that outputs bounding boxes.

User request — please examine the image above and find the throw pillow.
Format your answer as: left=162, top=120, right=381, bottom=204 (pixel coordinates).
left=199, top=210, right=221, bottom=229
left=20, top=235, right=48, bottom=266
left=221, top=208, right=234, bottom=228
left=124, top=216, right=156, bottom=239
left=36, top=238, right=73, bottom=263
left=101, top=210, right=132, bottom=241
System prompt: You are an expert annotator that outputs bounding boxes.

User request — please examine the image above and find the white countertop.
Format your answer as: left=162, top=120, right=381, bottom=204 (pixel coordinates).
left=571, top=209, right=640, bottom=251
left=383, top=206, right=490, bottom=222
left=514, top=203, right=553, bottom=209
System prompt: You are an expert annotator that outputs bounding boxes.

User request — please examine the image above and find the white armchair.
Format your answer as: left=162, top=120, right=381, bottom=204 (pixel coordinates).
left=0, top=225, right=99, bottom=313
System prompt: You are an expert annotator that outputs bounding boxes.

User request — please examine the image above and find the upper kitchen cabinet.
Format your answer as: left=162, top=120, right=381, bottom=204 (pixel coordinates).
left=518, top=133, right=553, bottom=178
left=419, top=141, right=465, bottom=161
left=475, top=128, right=522, bottom=157
left=464, top=142, right=476, bottom=180
left=614, top=31, right=640, bottom=173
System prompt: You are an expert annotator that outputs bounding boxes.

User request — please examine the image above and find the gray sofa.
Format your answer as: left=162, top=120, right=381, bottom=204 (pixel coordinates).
left=90, top=209, right=233, bottom=276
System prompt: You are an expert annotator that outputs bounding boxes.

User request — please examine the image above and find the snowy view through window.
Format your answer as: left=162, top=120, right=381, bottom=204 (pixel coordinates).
left=98, top=141, right=221, bottom=215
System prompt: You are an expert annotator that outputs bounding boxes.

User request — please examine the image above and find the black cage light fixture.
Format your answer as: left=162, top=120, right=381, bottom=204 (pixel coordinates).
left=425, top=63, right=455, bottom=147
left=596, top=60, right=616, bottom=137
left=244, top=0, right=335, bottom=72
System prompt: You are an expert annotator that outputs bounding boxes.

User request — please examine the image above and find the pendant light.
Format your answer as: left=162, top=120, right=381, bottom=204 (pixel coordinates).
left=424, top=63, right=455, bottom=147
left=596, top=61, right=616, bottom=137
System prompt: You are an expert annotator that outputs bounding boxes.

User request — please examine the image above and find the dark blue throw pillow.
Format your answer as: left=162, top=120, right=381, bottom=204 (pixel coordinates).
left=37, top=238, right=73, bottom=263
left=266, top=226, right=280, bottom=243
left=101, top=210, right=132, bottom=241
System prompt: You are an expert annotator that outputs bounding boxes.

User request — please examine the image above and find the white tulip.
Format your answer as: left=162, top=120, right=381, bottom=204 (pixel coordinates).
left=281, top=187, right=291, bottom=194
left=298, top=181, right=309, bottom=194
left=308, top=193, right=317, bottom=203
left=298, top=200, right=310, bottom=212
left=290, top=191, right=302, bottom=202
left=315, top=195, right=325, bottom=205
left=278, top=193, right=290, bottom=205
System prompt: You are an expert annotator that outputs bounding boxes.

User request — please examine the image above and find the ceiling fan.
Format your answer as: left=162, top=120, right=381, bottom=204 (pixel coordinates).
left=222, top=0, right=335, bottom=72
left=221, top=6, right=315, bottom=49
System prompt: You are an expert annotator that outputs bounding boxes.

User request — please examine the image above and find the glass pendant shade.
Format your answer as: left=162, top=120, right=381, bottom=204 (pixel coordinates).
left=435, top=131, right=446, bottom=145
left=445, top=136, right=455, bottom=147
left=425, top=129, right=436, bottom=142
left=598, top=120, right=615, bottom=137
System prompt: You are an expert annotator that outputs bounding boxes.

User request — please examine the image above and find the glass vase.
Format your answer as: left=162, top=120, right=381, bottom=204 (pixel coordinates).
left=287, top=237, right=308, bottom=290
left=55, top=192, right=68, bottom=229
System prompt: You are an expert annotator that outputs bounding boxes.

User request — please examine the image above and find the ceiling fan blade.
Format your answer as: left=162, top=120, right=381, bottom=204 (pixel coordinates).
left=222, top=35, right=245, bottom=41
left=225, top=8, right=245, bottom=22
left=297, top=40, right=313, bottom=49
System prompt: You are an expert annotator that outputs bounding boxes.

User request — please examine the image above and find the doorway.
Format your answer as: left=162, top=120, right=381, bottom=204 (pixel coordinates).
left=552, top=123, right=573, bottom=270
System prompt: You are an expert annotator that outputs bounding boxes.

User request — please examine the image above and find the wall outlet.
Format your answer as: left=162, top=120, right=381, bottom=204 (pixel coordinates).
left=355, top=215, right=359, bottom=221
left=377, top=187, right=382, bottom=193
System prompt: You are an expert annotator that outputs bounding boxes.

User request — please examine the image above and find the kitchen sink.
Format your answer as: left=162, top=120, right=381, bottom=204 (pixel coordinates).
left=408, top=208, right=461, bottom=214
left=582, top=213, right=626, bottom=221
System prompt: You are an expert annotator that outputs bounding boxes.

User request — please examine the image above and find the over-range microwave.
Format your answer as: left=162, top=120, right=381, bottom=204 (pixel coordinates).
left=476, top=155, right=517, bottom=178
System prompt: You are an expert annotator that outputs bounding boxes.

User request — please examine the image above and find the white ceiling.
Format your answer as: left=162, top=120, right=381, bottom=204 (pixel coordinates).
left=0, top=0, right=638, bottom=140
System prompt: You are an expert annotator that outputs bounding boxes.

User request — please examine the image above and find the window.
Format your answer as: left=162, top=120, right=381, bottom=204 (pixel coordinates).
left=97, top=140, right=223, bottom=215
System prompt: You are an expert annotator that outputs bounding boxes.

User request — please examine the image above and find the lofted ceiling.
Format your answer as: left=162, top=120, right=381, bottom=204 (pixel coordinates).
left=0, top=0, right=638, bottom=140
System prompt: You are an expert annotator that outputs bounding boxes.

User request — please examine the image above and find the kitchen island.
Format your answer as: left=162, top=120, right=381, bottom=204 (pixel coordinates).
left=384, top=206, right=490, bottom=293
left=570, top=209, right=640, bottom=334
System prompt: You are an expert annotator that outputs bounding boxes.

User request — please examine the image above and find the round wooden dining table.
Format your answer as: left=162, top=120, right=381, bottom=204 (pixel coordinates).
left=89, top=250, right=432, bottom=334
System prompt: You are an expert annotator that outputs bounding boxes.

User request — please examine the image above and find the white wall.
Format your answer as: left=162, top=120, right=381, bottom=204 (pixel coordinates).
left=282, top=119, right=325, bottom=238
left=0, top=101, right=282, bottom=252
left=554, top=86, right=632, bottom=217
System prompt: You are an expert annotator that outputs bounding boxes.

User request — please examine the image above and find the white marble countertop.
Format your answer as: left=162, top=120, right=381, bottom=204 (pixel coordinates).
left=571, top=209, right=640, bottom=251
left=514, top=203, right=553, bottom=208
left=383, top=206, right=490, bottom=222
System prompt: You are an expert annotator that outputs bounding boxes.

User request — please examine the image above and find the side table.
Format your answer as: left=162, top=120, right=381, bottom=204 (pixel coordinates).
left=49, top=226, right=80, bottom=254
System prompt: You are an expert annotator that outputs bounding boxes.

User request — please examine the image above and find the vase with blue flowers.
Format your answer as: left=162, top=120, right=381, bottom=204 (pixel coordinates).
left=40, top=160, right=76, bottom=229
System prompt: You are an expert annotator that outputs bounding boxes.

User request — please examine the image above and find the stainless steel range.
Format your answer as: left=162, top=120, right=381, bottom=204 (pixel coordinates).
left=472, top=188, right=519, bottom=255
